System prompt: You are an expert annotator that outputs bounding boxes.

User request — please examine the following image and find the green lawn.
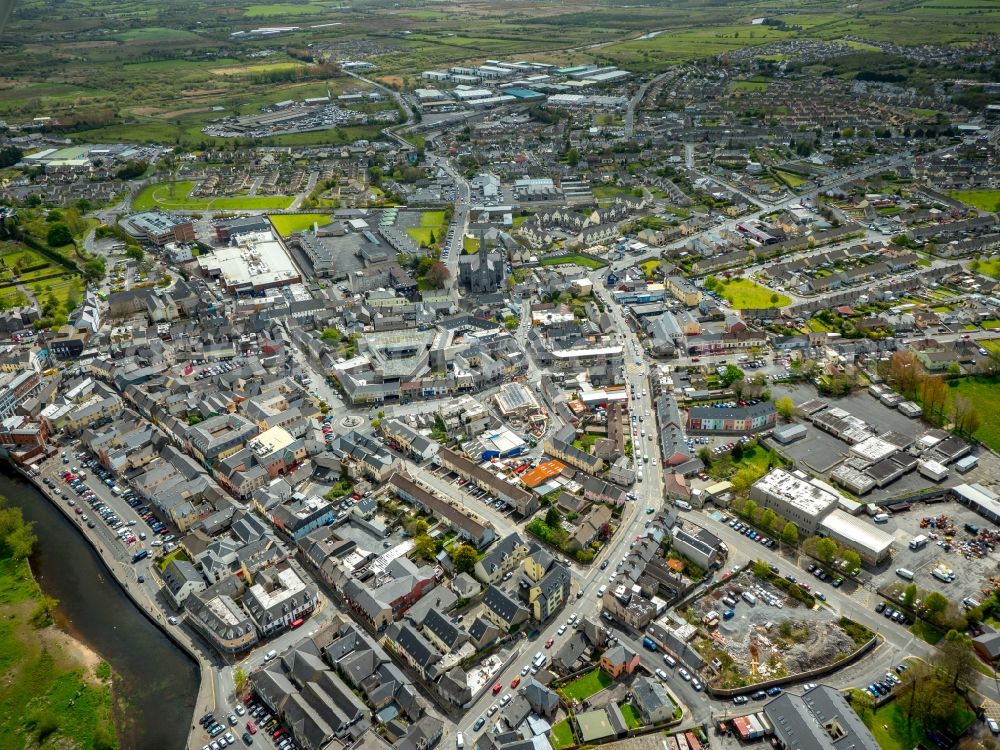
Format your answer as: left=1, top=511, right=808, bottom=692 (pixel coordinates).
left=773, top=169, right=807, bottom=188
left=908, top=619, right=945, bottom=645
left=550, top=719, right=576, bottom=749
left=947, top=189, right=1000, bottom=213
left=619, top=702, right=643, bottom=729
left=405, top=227, right=440, bottom=247
left=419, top=211, right=446, bottom=227
left=982, top=320, right=1000, bottom=330
left=716, top=278, right=790, bottom=309
left=462, top=235, right=480, bottom=254
left=641, top=259, right=662, bottom=278
left=132, top=181, right=294, bottom=211
left=538, top=254, right=607, bottom=270
left=729, top=79, right=769, bottom=92
left=269, top=213, right=331, bottom=237
left=560, top=668, right=613, bottom=701
left=947, top=376, right=1000, bottom=453
left=854, top=693, right=976, bottom=750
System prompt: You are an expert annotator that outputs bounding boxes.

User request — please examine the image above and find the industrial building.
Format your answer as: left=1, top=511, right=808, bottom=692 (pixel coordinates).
left=817, top=509, right=893, bottom=565
left=749, top=469, right=841, bottom=535
left=197, top=231, right=301, bottom=293
left=122, top=211, right=196, bottom=246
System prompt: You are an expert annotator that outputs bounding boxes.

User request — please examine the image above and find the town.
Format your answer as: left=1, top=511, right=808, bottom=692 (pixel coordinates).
left=1, top=3, right=1000, bottom=750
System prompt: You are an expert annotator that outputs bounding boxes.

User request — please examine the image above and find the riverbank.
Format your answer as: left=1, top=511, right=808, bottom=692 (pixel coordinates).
left=0, top=522, right=118, bottom=750
left=3, top=460, right=207, bottom=749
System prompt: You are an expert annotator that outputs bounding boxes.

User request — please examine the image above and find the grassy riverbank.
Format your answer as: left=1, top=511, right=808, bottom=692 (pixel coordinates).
left=0, top=500, right=119, bottom=750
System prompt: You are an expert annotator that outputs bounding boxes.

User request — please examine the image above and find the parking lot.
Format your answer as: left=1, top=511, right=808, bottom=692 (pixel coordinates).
left=201, top=692, right=300, bottom=750
left=866, top=500, right=1000, bottom=605
left=423, top=464, right=519, bottom=518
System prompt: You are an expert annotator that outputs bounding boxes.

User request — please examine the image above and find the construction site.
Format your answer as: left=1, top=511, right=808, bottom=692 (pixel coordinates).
left=682, top=570, right=870, bottom=690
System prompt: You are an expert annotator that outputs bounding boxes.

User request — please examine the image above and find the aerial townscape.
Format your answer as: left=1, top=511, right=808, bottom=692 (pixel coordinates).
left=2, top=1, right=1000, bottom=750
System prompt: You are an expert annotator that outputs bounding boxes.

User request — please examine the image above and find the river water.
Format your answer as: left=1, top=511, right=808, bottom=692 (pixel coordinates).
left=1, top=466, right=199, bottom=750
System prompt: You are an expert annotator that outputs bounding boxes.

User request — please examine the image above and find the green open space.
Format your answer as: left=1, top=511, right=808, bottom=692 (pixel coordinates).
left=560, top=669, right=613, bottom=701
left=949, top=190, right=1000, bottom=212
left=132, top=181, right=294, bottom=212
left=947, top=376, right=1000, bottom=453
left=269, top=213, right=331, bottom=237
left=716, top=278, right=790, bottom=309
left=773, top=169, right=806, bottom=188
left=729, top=79, right=769, bottom=93
left=538, top=254, right=607, bottom=270
left=0, top=507, right=119, bottom=750
left=854, top=694, right=976, bottom=750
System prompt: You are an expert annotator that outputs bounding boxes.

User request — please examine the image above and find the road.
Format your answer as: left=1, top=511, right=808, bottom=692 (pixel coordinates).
left=427, top=153, right=470, bottom=288
left=624, top=71, right=674, bottom=139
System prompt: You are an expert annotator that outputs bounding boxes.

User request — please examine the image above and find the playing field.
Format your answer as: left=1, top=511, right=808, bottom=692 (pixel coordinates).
left=132, top=181, right=294, bottom=212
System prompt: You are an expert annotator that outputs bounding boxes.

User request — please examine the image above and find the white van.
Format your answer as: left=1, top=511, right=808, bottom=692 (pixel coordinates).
left=598, top=585, right=608, bottom=596
left=662, top=654, right=677, bottom=668
left=895, top=568, right=914, bottom=580
left=675, top=500, right=692, bottom=511
left=456, top=733, right=464, bottom=749
left=264, top=649, right=277, bottom=661
left=873, top=513, right=890, bottom=524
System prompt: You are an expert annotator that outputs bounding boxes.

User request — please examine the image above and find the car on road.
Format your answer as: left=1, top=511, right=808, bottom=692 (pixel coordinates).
left=241, top=734, right=253, bottom=746
left=557, top=625, right=566, bottom=635
left=655, top=668, right=668, bottom=680
left=520, top=665, right=530, bottom=676
left=678, top=668, right=690, bottom=681
left=733, top=695, right=749, bottom=705
left=500, top=694, right=512, bottom=706
left=510, top=677, right=521, bottom=689
left=545, top=638, right=554, bottom=648
left=492, top=683, right=502, bottom=695
left=473, top=718, right=486, bottom=732
left=646, top=506, right=655, bottom=514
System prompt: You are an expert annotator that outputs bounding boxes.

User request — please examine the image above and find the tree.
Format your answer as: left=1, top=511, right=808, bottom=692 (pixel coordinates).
left=115, top=160, right=148, bottom=180
left=125, top=246, right=144, bottom=262
left=451, top=544, right=478, bottom=574
left=923, top=591, right=949, bottom=620
left=952, top=395, right=981, bottom=439
left=83, top=257, right=107, bottom=283
left=920, top=375, right=948, bottom=424
left=545, top=507, right=561, bottom=529
left=406, top=517, right=429, bottom=537
left=769, top=293, right=779, bottom=304
left=902, top=583, right=917, bottom=608
left=697, top=447, right=712, bottom=468
left=842, top=549, right=861, bottom=576
left=320, top=327, right=342, bottom=342
left=775, top=396, right=795, bottom=420
left=46, top=222, right=72, bottom=247
left=234, top=667, right=249, bottom=696
left=721, top=365, right=745, bottom=386
left=566, top=147, right=580, bottom=166
left=731, top=466, right=763, bottom=495
left=937, top=630, right=977, bottom=690
left=413, top=534, right=437, bottom=560
left=815, top=537, right=838, bottom=564
left=426, top=261, right=450, bottom=288
left=741, top=499, right=758, bottom=520
left=781, top=522, right=799, bottom=546
left=731, top=442, right=744, bottom=462
left=760, top=508, right=777, bottom=533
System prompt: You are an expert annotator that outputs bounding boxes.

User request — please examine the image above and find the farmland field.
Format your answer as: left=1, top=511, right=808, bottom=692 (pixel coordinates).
left=132, top=181, right=294, bottom=211
left=269, top=213, right=331, bottom=237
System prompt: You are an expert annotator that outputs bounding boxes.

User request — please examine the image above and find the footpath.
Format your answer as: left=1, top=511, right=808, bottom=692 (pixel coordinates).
left=22, top=454, right=221, bottom=750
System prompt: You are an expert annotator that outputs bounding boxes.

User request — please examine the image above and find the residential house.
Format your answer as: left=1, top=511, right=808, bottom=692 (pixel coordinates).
left=600, top=644, right=640, bottom=679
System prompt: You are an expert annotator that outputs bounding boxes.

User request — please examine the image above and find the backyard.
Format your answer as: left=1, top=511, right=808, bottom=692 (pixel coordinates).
left=853, top=694, right=976, bottom=750
left=550, top=719, right=576, bottom=749
left=559, top=668, right=613, bottom=701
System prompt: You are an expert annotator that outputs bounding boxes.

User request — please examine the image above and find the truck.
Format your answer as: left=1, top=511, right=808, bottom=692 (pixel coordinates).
left=908, top=535, right=928, bottom=551
left=642, top=637, right=658, bottom=651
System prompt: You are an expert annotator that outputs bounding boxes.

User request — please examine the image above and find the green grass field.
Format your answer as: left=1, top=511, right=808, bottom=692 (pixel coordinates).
left=419, top=211, right=446, bottom=228
left=619, top=702, right=643, bottom=729
left=462, top=235, right=479, bottom=254
left=948, top=189, right=1000, bottom=213
left=269, top=213, right=331, bottom=237
left=717, top=278, right=790, bottom=309
left=0, top=552, right=119, bottom=750
left=550, top=719, right=575, bottom=750
left=538, top=254, right=607, bottom=270
left=948, top=377, right=1000, bottom=453
left=132, top=181, right=294, bottom=212
left=730, top=79, right=769, bottom=92
left=405, top=227, right=439, bottom=247
left=854, top=692, right=976, bottom=750
left=560, top=669, right=613, bottom=701
left=773, top=169, right=807, bottom=188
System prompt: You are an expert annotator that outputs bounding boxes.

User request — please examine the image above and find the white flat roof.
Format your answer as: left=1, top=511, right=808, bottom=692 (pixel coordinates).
left=754, top=468, right=840, bottom=517
left=819, top=508, right=894, bottom=555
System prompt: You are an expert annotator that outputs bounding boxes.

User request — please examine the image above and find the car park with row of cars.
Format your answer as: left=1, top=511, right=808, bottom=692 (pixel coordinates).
left=724, top=516, right=776, bottom=549
left=242, top=696, right=299, bottom=749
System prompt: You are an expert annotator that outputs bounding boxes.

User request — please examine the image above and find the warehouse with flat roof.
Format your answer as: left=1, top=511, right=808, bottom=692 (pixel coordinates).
left=818, top=508, right=893, bottom=564
left=749, top=468, right=841, bottom=535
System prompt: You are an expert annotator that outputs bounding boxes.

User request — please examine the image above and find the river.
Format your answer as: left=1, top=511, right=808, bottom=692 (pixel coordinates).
left=1, top=466, right=199, bottom=750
